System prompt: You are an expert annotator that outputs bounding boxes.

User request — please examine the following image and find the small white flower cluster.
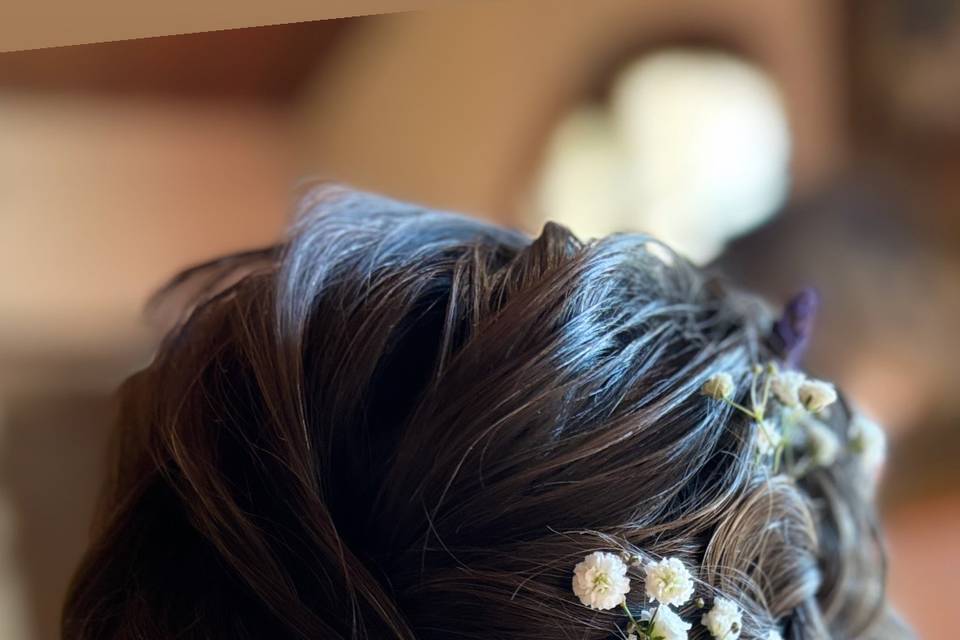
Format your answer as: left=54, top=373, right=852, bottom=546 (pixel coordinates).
left=571, top=551, right=631, bottom=610
left=639, top=606, right=690, bottom=640
left=701, top=597, right=742, bottom=639
left=571, top=552, right=783, bottom=640
left=702, top=372, right=735, bottom=401
left=644, top=557, right=695, bottom=606
left=701, top=365, right=886, bottom=479
left=770, top=371, right=837, bottom=413
left=755, top=419, right=781, bottom=457
left=566, top=366, right=886, bottom=639
left=804, top=417, right=841, bottom=467
left=702, top=367, right=837, bottom=421
left=848, top=414, right=887, bottom=480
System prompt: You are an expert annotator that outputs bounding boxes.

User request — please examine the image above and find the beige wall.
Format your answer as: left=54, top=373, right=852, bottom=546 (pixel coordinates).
left=0, top=94, right=294, bottom=363
left=0, top=94, right=295, bottom=639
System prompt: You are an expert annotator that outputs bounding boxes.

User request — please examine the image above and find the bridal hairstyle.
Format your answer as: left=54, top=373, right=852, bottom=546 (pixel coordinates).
left=63, top=187, right=904, bottom=640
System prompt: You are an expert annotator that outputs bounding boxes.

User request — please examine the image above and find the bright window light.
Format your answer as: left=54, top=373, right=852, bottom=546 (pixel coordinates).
left=531, top=49, right=791, bottom=263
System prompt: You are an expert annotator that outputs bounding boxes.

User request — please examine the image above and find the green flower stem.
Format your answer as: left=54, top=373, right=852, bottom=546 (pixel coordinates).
left=650, top=603, right=661, bottom=629
left=720, top=397, right=758, bottom=420
left=759, top=366, right=775, bottom=414
left=752, top=364, right=764, bottom=407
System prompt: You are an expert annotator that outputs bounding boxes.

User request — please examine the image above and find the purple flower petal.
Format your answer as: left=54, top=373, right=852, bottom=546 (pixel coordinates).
left=769, top=288, right=819, bottom=367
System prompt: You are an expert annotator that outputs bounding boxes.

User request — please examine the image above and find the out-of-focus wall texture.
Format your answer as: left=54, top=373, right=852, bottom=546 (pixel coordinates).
left=1, top=2, right=958, bottom=638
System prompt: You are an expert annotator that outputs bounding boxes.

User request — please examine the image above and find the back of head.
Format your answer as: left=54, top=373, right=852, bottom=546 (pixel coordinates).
left=63, top=187, right=906, bottom=639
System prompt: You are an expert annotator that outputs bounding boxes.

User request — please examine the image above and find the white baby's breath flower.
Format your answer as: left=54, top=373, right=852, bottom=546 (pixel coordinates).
left=848, top=413, right=887, bottom=477
left=771, top=370, right=806, bottom=407
left=755, top=420, right=782, bottom=456
left=571, top=551, right=631, bottom=610
left=702, top=373, right=735, bottom=401
left=805, top=419, right=841, bottom=467
left=627, top=635, right=638, bottom=640
left=701, top=597, right=743, bottom=639
left=644, top=557, right=695, bottom=606
left=766, top=631, right=783, bottom=640
left=798, top=379, right=837, bottom=413
left=641, top=606, right=692, bottom=640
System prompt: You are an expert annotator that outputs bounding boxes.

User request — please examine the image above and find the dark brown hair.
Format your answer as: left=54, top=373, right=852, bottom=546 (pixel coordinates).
left=63, top=187, right=905, bottom=639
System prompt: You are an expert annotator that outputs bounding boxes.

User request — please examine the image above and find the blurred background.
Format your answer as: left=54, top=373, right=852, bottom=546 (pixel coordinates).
left=1, top=1, right=958, bottom=638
